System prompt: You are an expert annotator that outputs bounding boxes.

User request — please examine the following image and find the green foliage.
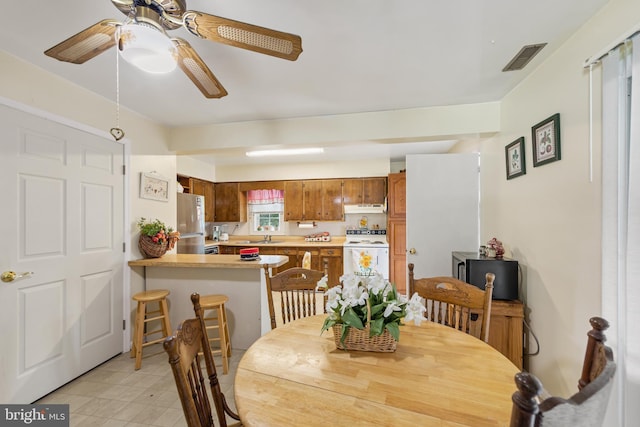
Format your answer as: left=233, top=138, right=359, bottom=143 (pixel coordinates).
left=137, top=218, right=174, bottom=236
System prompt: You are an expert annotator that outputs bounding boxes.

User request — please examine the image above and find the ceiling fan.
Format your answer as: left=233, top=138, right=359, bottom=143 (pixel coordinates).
left=44, top=0, right=303, bottom=99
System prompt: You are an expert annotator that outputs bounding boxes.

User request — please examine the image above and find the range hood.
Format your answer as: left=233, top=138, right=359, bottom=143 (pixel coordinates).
left=344, top=204, right=386, bottom=214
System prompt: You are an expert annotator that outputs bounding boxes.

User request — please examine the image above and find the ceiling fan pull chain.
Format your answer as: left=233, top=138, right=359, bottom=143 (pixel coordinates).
left=110, top=47, right=125, bottom=141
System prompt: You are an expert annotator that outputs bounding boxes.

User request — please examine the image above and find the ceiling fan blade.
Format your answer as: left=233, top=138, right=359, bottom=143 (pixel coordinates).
left=183, top=12, right=302, bottom=61
left=44, top=19, right=120, bottom=64
left=173, top=38, right=228, bottom=99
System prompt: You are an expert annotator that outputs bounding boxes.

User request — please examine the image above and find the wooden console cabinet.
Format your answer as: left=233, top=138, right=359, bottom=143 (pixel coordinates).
left=488, top=300, right=524, bottom=369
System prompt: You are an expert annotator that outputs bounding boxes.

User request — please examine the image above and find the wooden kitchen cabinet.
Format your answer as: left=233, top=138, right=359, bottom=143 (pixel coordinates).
left=229, top=244, right=343, bottom=286
left=177, top=175, right=193, bottom=193
left=320, top=247, right=343, bottom=286
left=387, top=172, right=406, bottom=292
left=387, top=173, right=406, bottom=219
left=275, top=247, right=299, bottom=273
left=284, top=181, right=304, bottom=221
left=388, top=220, right=406, bottom=294
left=303, top=180, right=324, bottom=220
left=321, top=179, right=344, bottom=220
left=488, top=300, right=524, bottom=369
left=203, top=182, right=215, bottom=222
left=220, top=246, right=237, bottom=254
left=343, top=177, right=387, bottom=205
left=214, top=182, right=246, bottom=222
left=285, top=179, right=343, bottom=221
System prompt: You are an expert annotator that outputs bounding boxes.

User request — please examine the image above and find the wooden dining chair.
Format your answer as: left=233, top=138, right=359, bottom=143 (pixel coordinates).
left=191, top=293, right=241, bottom=427
left=510, top=316, right=616, bottom=427
left=164, top=316, right=241, bottom=427
left=262, top=265, right=326, bottom=329
left=408, top=263, right=494, bottom=342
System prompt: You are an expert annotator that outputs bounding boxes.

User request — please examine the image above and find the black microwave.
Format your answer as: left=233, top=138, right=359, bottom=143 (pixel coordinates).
left=452, top=251, right=519, bottom=300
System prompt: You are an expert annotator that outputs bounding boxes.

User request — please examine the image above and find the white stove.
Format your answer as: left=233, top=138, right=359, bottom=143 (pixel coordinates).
left=343, top=229, right=390, bottom=279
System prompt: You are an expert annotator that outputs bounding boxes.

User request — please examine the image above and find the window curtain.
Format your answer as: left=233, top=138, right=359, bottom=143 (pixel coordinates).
left=601, top=34, right=640, bottom=427
left=247, top=189, right=284, bottom=205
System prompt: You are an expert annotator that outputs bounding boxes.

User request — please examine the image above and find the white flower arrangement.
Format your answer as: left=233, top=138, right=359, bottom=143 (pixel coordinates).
left=317, top=272, right=426, bottom=342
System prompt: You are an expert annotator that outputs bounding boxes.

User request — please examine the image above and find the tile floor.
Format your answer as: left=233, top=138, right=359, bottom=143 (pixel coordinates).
left=36, top=344, right=244, bottom=427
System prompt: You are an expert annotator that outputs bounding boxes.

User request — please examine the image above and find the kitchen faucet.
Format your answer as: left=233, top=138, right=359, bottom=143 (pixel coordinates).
left=264, top=234, right=272, bottom=242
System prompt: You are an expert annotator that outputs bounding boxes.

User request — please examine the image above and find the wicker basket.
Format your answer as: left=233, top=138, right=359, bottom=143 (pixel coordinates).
left=331, top=324, right=397, bottom=352
left=138, top=235, right=169, bottom=258
left=330, top=299, right=398, bottom=352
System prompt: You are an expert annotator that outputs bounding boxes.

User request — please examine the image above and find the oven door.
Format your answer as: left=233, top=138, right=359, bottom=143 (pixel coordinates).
left=343, top=246, right=390, bottom=280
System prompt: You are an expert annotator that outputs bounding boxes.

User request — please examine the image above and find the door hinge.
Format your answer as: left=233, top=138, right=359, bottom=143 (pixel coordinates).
left=122, top=164, right=126, bottom=175
left=123, top=242, right=126, bottom=252
left=123, top=319, right=126, bottom=330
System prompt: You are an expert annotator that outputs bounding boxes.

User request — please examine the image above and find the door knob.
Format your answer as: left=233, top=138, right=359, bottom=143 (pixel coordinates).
left=409, top=248, right=417, bottom=255
left=1, top=271, right=34, bottom=283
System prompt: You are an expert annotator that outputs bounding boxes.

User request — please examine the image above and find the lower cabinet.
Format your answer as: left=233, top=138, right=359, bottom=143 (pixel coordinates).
left=319, top=248, right=342, bottom=286
left=223, top=245, right=343, bottom=284
left=275, top=247, right=299, bottom=273
left=488, top=300, right=524, bottom=369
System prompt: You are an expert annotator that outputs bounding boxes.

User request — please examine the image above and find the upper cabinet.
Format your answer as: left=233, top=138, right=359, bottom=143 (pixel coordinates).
left=285, top=179, right=343, bottom=221
left=343, top=177, right=387, bottom=205
left=178, top=175, right=215, bottom=222
left=320, top=179, right=343, bottom=221
left=284, top=181, right=304, bottom=221
left=214, top=182, right=247, bottom=222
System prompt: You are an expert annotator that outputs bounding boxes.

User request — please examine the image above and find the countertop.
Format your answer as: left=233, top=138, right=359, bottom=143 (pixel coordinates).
left=205, top=236, right=346, bottom=248
left=128, top=254, right=289, bottom=269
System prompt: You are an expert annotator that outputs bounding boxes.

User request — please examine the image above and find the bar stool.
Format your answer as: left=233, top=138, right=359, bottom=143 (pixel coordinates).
left=131, top=289, right=172, bottom=370
left=199, top=294, right=232, bottom=374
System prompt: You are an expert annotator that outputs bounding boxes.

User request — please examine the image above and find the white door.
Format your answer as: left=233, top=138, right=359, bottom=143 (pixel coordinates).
left=406, top=154, right=479, bottom=278
left=0, top=104, right=125, bottom=403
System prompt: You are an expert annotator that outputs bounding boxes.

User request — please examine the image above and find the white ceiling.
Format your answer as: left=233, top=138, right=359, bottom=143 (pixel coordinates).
left=0, top=0, right=607, bottom=164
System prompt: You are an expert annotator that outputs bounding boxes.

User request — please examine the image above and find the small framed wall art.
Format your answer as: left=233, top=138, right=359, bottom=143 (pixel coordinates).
left=140, top=172, right=169, bottom=202
left=505, top=137, right=526, bottom=180
left=531, top=113, right=561, bottom=167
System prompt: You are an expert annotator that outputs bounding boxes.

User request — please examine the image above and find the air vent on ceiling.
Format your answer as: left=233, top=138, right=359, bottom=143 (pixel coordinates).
left=502, top=43, right=547, bottom=72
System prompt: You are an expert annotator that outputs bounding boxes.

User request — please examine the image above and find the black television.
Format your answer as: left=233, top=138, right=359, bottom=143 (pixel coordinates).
left=452, top=251, right=519, bottom=300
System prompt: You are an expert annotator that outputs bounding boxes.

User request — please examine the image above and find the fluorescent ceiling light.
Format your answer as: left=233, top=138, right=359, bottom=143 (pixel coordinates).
left=246, top=148, right=324, bottom=157
left=117, top=23, right=177, bottom=74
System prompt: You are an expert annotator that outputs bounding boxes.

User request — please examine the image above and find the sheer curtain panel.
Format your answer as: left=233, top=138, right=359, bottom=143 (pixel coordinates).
left=601, top=34, right=640, bottom=427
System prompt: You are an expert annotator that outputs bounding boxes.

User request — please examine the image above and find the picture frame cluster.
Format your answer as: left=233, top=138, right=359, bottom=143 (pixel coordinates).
left=505, top=113, right=561, bottom=180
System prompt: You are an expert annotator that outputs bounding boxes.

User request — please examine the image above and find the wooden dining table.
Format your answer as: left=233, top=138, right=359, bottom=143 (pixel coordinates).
left=234, top=315, right=520, bottom=427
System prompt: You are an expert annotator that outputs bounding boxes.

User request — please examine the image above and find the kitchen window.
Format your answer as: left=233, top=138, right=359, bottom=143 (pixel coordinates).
left=248, top=189, right=284, bottom=233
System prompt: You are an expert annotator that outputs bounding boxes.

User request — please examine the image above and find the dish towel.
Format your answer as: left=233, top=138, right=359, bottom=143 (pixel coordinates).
left=302, top=251, right=311, bottom=269
left=352, top=249, right=374, bottom=276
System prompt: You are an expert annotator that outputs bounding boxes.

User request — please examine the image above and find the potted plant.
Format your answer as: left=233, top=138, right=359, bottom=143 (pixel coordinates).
left=316, top=273, right=426, bottom=352
left=137, top=218, right=180, bottom=258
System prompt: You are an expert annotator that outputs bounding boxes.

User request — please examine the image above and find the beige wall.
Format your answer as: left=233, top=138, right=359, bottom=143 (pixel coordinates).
left=480, top=0, right=639, bottom=403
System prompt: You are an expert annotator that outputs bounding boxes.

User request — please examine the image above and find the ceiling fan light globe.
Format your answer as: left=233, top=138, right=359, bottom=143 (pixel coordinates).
left=117, top=24, right=177, bottom=74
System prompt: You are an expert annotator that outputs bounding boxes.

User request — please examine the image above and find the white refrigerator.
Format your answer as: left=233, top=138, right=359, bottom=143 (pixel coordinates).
left=177, top=193, right=205, bottom=254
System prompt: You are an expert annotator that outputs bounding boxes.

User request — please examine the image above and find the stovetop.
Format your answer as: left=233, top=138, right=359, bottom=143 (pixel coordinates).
left=344, top=229, right=388, bottom=246
left=345, top=229, right=387, bottom=236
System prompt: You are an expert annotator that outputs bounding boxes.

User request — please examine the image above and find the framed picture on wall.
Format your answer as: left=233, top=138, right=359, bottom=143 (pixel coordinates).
left=140, top=172, right=169, bottom=202
left=505, top=137, right=526, bottom=180
left=531, top=113, right=561, bottom=167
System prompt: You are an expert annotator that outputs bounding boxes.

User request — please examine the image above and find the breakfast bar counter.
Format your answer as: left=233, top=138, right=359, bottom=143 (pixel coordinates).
left=128, top=253, right=289, bottom=269
left=128, top=254, right=289, bottom=349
